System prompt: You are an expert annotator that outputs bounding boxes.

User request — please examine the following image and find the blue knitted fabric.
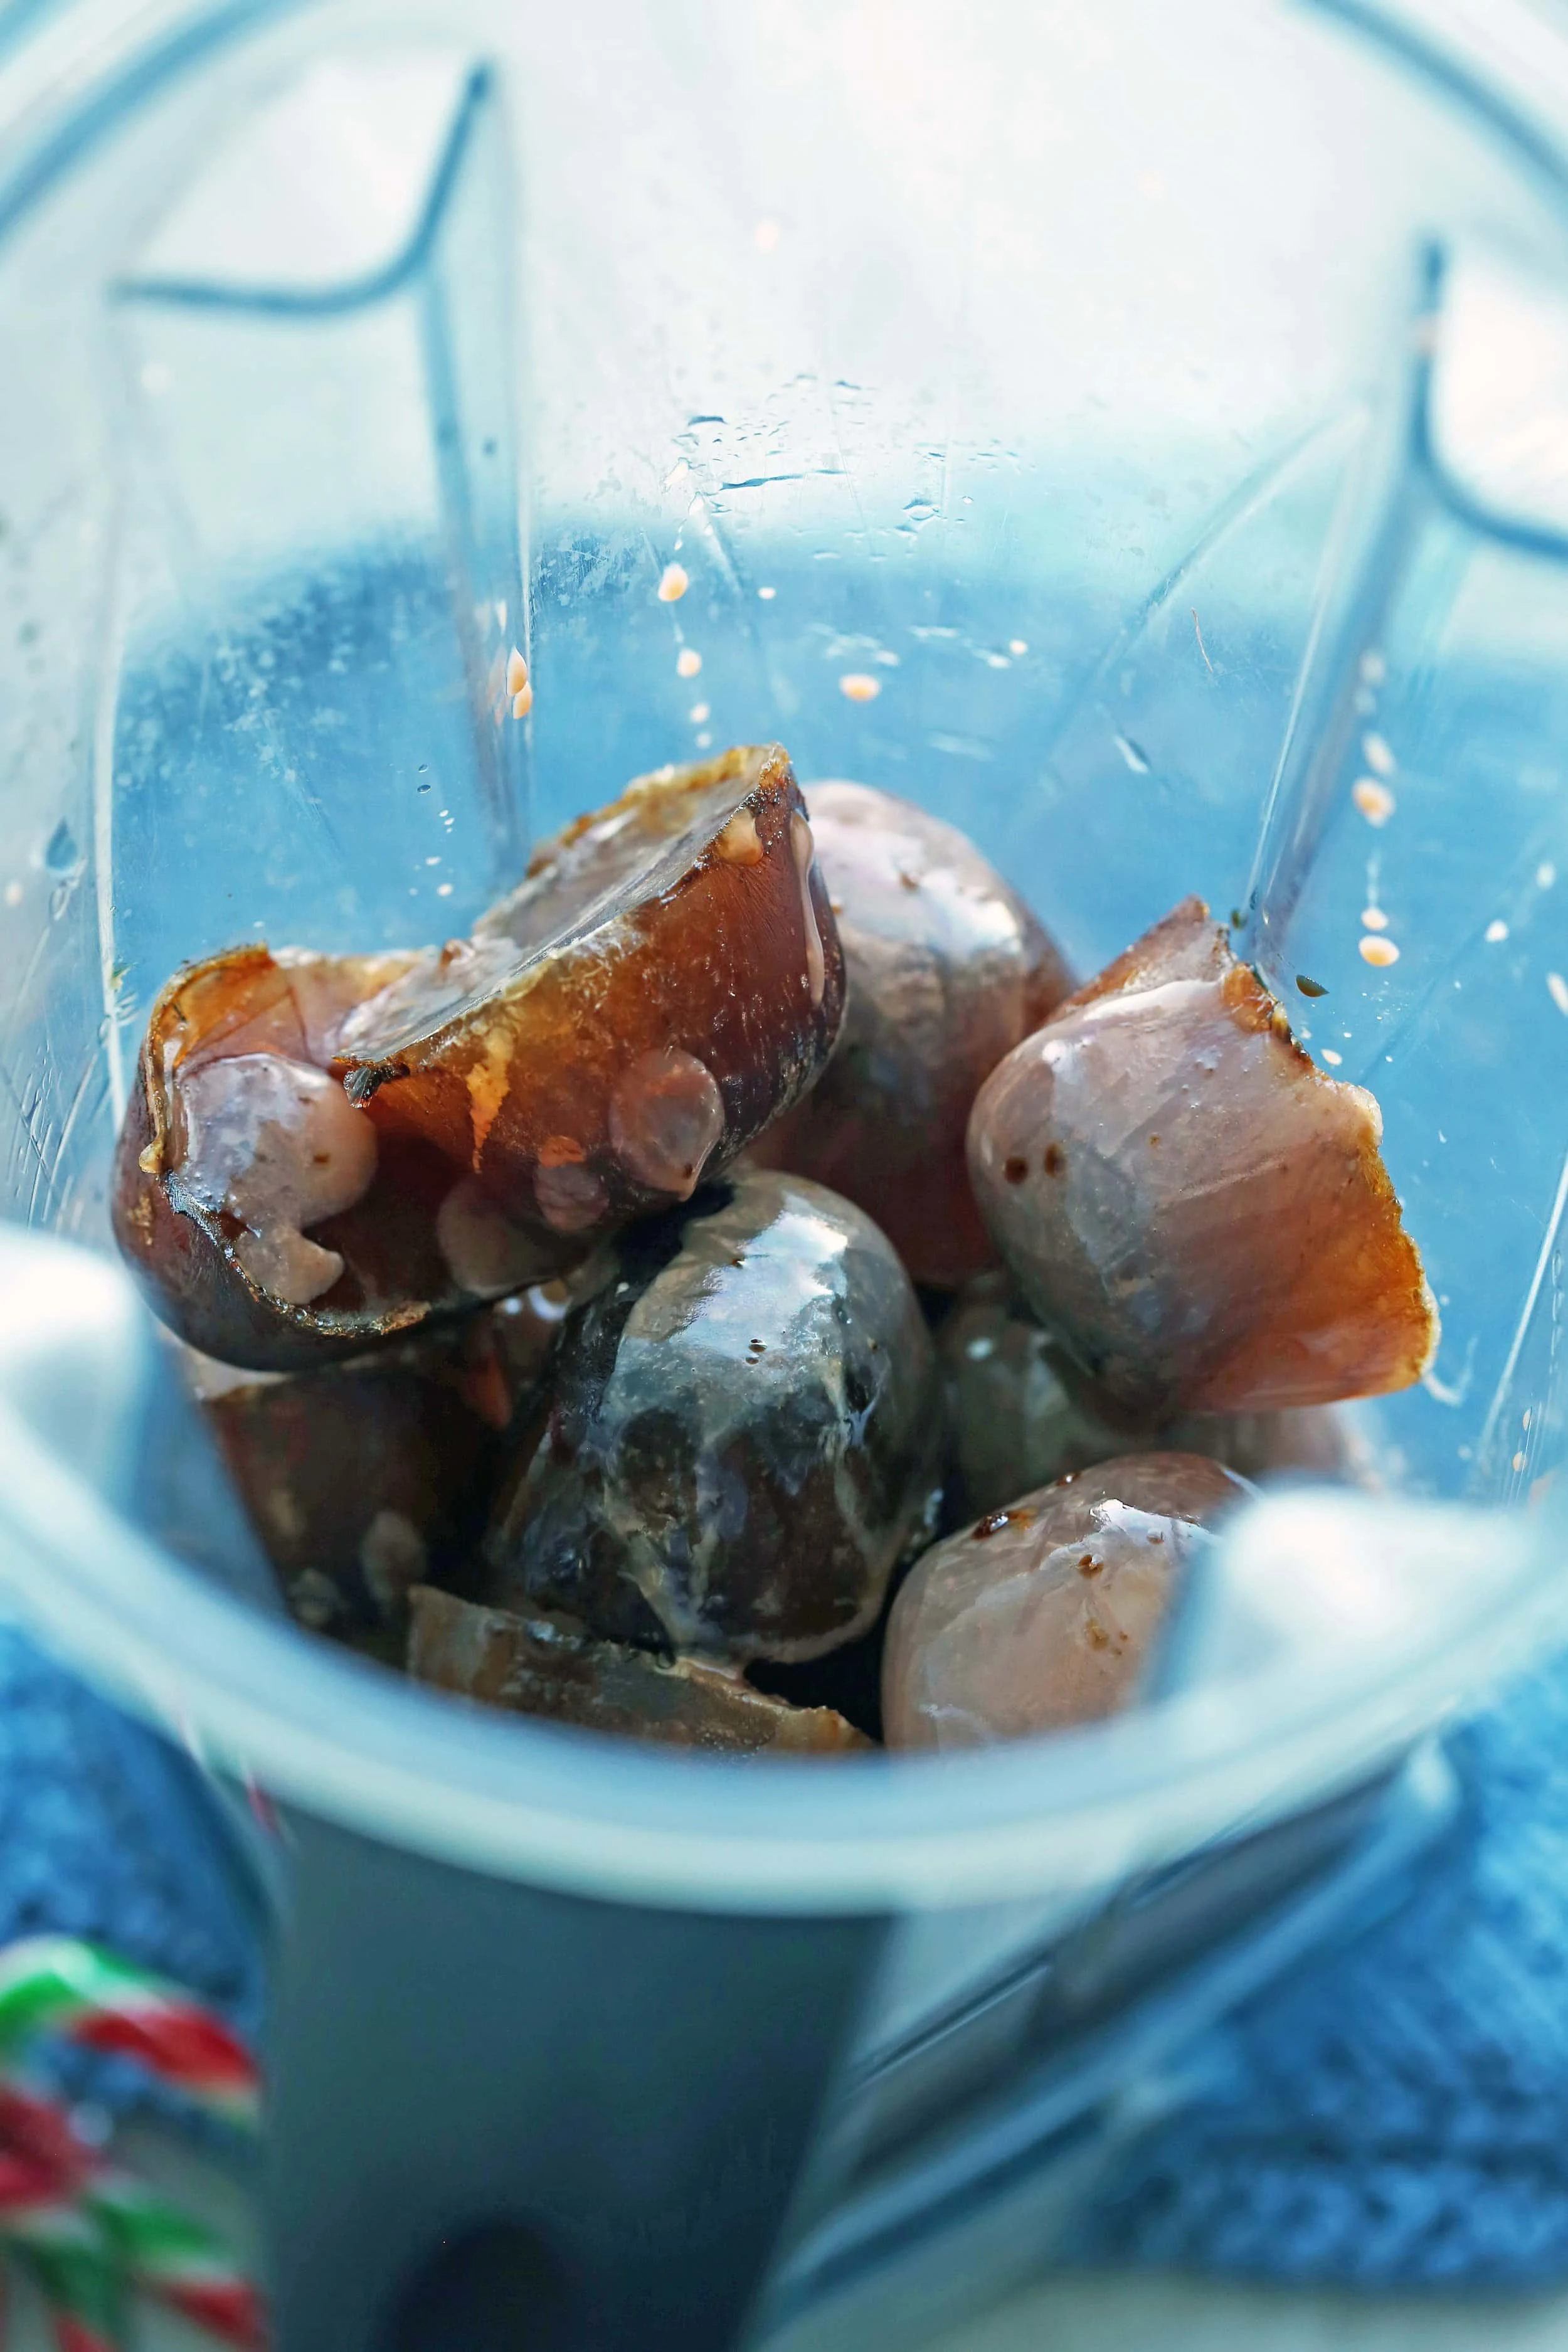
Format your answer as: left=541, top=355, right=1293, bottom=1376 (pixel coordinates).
left=0, top=1623, right=261, bottom=2134
left=1074, top=1656, right=1568, bottom=2285
left=6, top=1607, right=1568, bottom=2284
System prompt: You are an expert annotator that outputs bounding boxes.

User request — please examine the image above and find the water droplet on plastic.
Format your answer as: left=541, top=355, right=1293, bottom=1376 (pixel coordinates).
left=1114, top=733, right=1152, bottom=775
left=44, top=820, right=80, bottom=876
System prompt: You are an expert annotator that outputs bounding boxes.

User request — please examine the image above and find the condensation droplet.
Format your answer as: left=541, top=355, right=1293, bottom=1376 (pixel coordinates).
left=609, top=1048, right=725, bottom=1197
left=716, top=810, right=763, bottom=864
left=44, top=820, right=80, bottom=876
left=535, top=1158, right=608, bottom=1235
left=791, top=812, right=826, bottom=1006
left=1352, top=778, right=1396, bottom=827
left=658, top=563, right=689, bottom=603
left=840, top=673, right=881, bottom=702
left=1359, top=934, right=1401, bottom=968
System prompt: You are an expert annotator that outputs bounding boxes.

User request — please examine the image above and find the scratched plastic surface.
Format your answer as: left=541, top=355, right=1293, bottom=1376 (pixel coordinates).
left=1, top=0, right=1567, bottom=1528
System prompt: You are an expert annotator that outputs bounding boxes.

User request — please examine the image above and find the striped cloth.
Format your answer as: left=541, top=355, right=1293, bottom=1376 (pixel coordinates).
left=0, top=1628, right=258, bottom=2137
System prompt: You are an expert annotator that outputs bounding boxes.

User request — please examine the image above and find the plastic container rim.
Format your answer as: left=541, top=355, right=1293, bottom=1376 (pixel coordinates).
left=0, top=0, right=1564, bottom=1909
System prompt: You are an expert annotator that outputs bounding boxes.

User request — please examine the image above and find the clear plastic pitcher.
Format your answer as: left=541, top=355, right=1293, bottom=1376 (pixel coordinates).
left=3, top=1, right=1568, bottom=2346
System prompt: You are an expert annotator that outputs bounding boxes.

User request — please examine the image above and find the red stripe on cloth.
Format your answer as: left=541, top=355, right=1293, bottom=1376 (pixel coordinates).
left=68, top=2010, right=257, bottom=2092
left=53, top=2318, right=117, bottom=2352
left=162, top=2279, right=267, bottom=2349
left=0, top=2154, right=79, bottom=2207
left=0, top=2085, right=88, bottom=2175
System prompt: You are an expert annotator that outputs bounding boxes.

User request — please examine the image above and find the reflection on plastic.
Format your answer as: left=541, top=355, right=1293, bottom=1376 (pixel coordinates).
left=103, top=50, right=527, bottom=1073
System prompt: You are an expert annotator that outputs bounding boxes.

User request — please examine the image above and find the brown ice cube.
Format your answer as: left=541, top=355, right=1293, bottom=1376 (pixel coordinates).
left=408, top=1586, right=871, bottom=1753
left=966, top=897, right=1438, bottom=1419
left=1162, top=1401, right=1384, bottom=1488
left=113, top=744, right=844, bottom=1368
left=937, top=1273, right=1128, bottom=1520
left=204, top=1331, right=510, bottom=1642
left=335, top=742, right=842, bottom=1228
left=751, top=782, right=1069, bottom=1287
left=882, top=1452, right=1252, bottom=1750
left=111, top=945, right=496, bottom=1368
left=485, top=1168, right=943, bottom=1665
left=939, top=1273, right=1384, bottom=1520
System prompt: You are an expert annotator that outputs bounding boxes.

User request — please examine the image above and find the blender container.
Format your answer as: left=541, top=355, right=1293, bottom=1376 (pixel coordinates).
left=3, top=0, right=1568, bottom=2344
